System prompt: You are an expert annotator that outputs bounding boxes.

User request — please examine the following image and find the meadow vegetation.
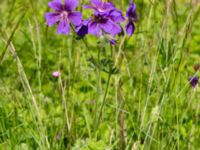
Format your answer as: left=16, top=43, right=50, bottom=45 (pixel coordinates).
left=0, top=0, right=200, bottom=149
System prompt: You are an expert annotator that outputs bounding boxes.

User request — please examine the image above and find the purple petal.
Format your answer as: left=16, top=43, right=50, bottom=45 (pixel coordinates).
left=100, top=20, right=113, bottom=33
left=126, top=2, right=138, bottom=22
left=126, top=22, right=135, bottom=36
left=110, top=22, right=122, bottom=36
left=64, top=0, right=78, bottom=11
left=76, top=25, right=88, bottom=37
left=84, top=1, right=115, bottom=15
left=100, top=20, right=121, bottom=36
left=109, top=9, right=125, bottom=23
left=82, top=19, right=90, bottom=26
left=48, top=0, right=63, bottom=11
left=45, top=12, right=60, bottom=26
left=110, top=39, right=116, bottom=45
left=95, top=2, right=115, bottom=15
left=76, top=20, right=89, bottom=37
left=68, top=11, right=82, bottom=26
left=57, top=19, right=70, bottom=34
left=126, top=3, right=136, bottom=18
left=88, top=22, right=101, bottom=36
left=189, top=76, right=198, bottom=88
left=102, top=2, right=115, bottom=11
left=83, top=5, right=96, bottom=10
left=90, top=0, right=102, bottom=6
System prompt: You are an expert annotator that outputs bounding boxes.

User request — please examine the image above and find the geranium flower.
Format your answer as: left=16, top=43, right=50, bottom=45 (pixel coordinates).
left=45, top=0, right=82, bottom=35
left=83, top=0, right=125, bottom=37
left=87, top=14, right=121, bottom=37
left=188, top=76, right=198, bottom=88
left=126, top=2, right=138, bottom=36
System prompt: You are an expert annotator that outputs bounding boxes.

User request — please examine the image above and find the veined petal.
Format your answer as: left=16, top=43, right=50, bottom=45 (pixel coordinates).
left=126, top=22, right=135, bottom=36
left=102, top=2, right=115, bottom=11
left=83, top=5, right=96, bottom=10
left=88, top=22, right=101, bottom=36
left=90, top=0, right=102, bottom=6
left=100, top=20, right=121, bottom=36
left=45, top=12, right=60, bottom=26
left=126, top=3, right=136, bottom=18
left=76, top=25, right=88, bottom=37
left=48, top=0, right=63, bottom=11
left=57, top=19, right=70, bottom=34
left=68, top=11, right=82, bottom=26
left=100, top=20, right=113, bottom=33
left=84, top=1, right=115, bottom=16
left=65, top=0, right=78, bottom=11
left=109, top=9, right=125, bottom=23
left=82, top=19, right=90, bottom=26
left=110, top=22, right=122, bottom=36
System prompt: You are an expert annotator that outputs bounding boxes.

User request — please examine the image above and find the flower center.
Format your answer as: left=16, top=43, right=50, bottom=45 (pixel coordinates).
left=92, top=14, right=107, bottom=23
left=60, top=11, right=68, bottom=20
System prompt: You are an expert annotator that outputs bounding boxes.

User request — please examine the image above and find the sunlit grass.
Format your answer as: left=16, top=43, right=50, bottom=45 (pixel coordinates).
left=0, top=0, right=200, bottom=149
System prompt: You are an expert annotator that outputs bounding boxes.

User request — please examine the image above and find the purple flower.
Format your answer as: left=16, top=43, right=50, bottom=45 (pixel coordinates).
left=52, top=71, right=61, bottom=77
left=84, top=0, right=125, bottom=37
left=188, top=76, right=198, bottom=88
left=75, top=20, right=89, bottom=37
left=45, top=0, right=82, bottom=35
left=83, top=0, right=115, bottom=15
left=87, top=14, right=122, bottom=37
left=110, top=39, right=116, bottom=45
left=126, top=2, right=138, bottom=36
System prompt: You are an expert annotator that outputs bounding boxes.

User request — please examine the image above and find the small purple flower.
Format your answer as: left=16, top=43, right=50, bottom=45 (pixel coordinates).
left=45, top=0, right=82, bottom=35
left=188, top=76, right=198, bottom=88
left=110, top=39, right=116, bottom=45
left=52, top=71, right=61, bottom=77
left=126, top=2, right=138, bottom=36
left=75, top=20, right=89, bottom=37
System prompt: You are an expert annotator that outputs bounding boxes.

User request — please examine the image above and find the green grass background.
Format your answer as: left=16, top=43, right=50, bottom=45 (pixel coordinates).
left=0, top=0, right=200, bottom=149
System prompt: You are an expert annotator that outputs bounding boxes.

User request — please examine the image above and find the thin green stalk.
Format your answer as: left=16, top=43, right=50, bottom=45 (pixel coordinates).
left=8, top=41, right=49, bottom=149
left=92, top=45, right=102, bottom=132
left=96, top=72, right=112, bottom=129
left=0, top=12, right=26, bottom=65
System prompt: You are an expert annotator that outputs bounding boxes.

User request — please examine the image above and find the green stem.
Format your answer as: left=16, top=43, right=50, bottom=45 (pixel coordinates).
left=93, top=47, right=102, bottom=132
left=96, top=72, right=112, bottom=129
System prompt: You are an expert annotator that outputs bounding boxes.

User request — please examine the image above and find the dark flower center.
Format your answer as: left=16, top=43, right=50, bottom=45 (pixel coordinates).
left=92, top=14, right=108, bottom=23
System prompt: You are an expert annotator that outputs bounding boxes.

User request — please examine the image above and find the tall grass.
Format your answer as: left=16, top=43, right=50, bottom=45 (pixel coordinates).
left=0, top=0, right=200, bottom=149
